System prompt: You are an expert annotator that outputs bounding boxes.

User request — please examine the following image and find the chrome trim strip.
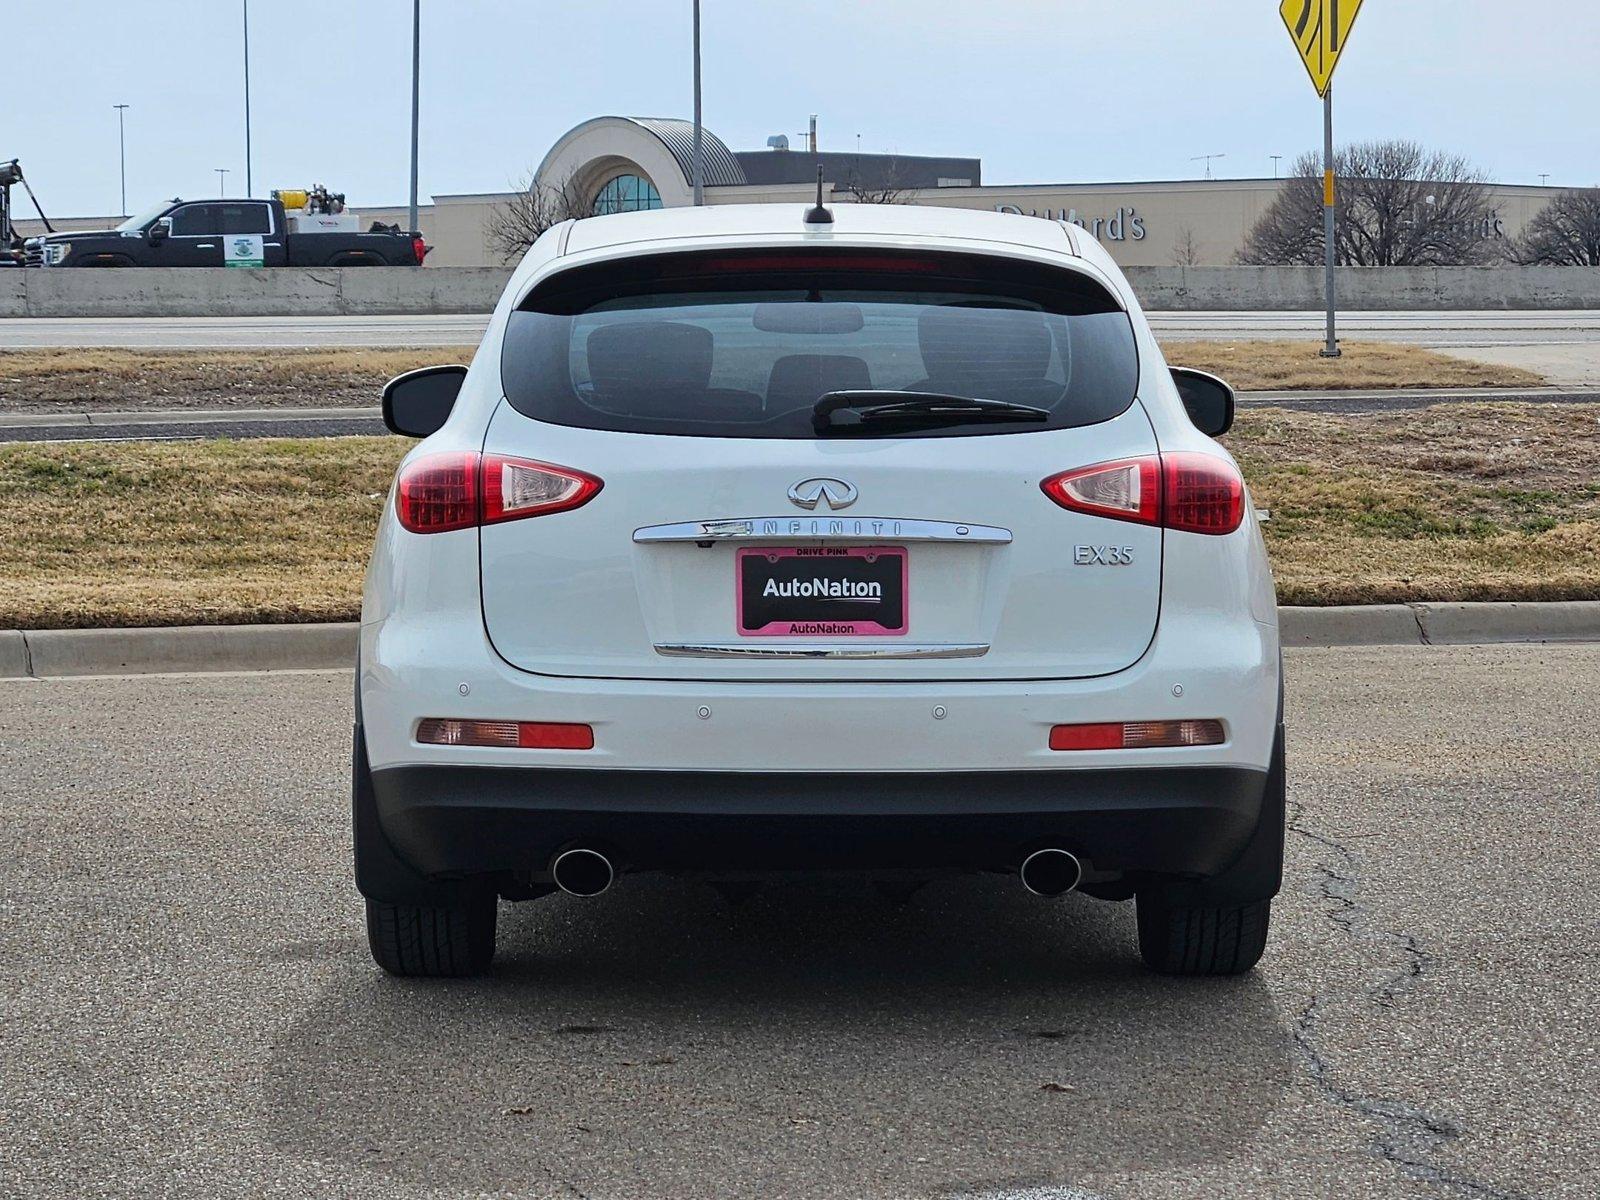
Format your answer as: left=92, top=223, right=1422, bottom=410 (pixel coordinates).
left=653, top=642, right=991, bottom=660
left=633, top=517, right=1012, bottom=544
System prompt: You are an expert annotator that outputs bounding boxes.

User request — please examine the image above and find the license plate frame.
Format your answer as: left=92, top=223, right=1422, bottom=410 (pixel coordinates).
left=736, top=545, right=908, bottom=638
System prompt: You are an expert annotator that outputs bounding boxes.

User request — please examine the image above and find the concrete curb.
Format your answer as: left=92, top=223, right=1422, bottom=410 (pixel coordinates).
left=8, top=388, right=1596, bottom=435
left=0, top=405, right=380, bottom=430
left=1409, top=601, right=1600, bottom=645
left=1277, top=605, right=1424, bottom=647
left=2, top=602, right=1598, bottom=678
left=7, top=623, right=359, bottom=678
left=1240, top=385, right=1600, bottom=404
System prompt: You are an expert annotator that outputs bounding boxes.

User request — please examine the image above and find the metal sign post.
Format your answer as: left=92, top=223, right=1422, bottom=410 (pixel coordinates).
left=1280, top=0, right=1365, bottom=359
left=1321, top=87, right=1339, bottom=357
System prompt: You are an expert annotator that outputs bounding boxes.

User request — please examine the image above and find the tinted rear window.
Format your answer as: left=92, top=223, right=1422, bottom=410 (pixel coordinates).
left=501, top=249, right=1138, bottom=439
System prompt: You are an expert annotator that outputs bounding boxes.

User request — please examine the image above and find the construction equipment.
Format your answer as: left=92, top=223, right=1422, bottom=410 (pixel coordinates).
left=1, top=159, right=54, bottom=265
left=273, top=183, right=358, bottom=234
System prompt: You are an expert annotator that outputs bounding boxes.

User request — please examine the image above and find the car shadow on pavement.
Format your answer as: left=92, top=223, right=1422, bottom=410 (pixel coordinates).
left=265, top=874, right=1293, bottom=1197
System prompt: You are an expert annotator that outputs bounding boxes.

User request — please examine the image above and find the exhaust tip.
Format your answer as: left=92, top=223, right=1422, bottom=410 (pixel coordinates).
left=1020, top=848, right=1082, bottom=898
left=551, top=848, right=614, bottom=897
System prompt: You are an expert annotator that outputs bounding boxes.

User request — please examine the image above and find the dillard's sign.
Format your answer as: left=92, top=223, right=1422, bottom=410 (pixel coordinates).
left=994, top=203, right=1507, bottom=244
left=994, top=204, right=1148, bottom=241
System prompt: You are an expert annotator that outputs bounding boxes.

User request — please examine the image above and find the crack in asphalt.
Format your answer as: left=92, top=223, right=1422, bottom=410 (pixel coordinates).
left=1286, top=802, right=1538, bottom=1200
left=539, top=1167, right=593, bottom=1200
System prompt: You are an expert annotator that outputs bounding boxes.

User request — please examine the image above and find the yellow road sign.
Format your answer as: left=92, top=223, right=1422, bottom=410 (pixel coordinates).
left=1280, top=0, right=1365, bottom=95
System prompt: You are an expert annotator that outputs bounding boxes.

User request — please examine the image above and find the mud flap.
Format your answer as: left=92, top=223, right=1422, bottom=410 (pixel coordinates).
left=1165, top=722, right=1286, bottom=907
left=353, top=724, right=473, bottom=906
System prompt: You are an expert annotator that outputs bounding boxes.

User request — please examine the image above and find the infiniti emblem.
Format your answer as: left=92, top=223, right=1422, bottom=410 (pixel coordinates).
left=787, top=477, right=859, bottom=511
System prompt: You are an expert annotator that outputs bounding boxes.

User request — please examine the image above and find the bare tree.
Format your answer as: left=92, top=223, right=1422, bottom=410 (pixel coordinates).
left=1239, top=140, right=1496, bottom=266
left=841, top=156, right=913, bottom=205
left=484, top=172, right=590, bottom=264
left=1171, top=225, right=1202, bottom=267
left=1514, top=189, right=1600, bottom=266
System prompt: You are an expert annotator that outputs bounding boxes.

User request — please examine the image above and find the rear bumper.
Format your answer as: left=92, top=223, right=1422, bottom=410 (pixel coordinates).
left=365, top=758, right=1271, bottom=884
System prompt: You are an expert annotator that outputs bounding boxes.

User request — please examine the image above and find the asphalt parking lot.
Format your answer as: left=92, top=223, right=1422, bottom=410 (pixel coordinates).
left=2, top=643, right=1595, bottom=1199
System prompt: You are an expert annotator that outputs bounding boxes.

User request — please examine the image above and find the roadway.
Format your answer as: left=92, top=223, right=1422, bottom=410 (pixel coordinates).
left=2, top=643, right=1595, bottom=1199
left=5, top=384, right=1598, bottom=444
left=4, top=310, right=1600, bottom=349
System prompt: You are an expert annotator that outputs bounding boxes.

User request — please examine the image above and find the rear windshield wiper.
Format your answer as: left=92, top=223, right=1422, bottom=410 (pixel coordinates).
left=813, top=390, right=1050, bottom=435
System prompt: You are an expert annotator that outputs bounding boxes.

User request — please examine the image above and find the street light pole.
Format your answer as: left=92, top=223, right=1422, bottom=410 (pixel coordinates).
left=113, top=104, right=130, bottom=217
left=691, top=0, right=704, bottom=205
left=408, top=0, right=421, bottom=234
left=217, top=168, right=230, bottom=196
left=243, top=0, right=253, bottom=196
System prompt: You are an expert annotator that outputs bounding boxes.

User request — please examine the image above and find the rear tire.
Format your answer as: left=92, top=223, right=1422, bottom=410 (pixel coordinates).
left=1135, top=894, right=1270, bottom=976
left=365, top=893, right=497, bottom=977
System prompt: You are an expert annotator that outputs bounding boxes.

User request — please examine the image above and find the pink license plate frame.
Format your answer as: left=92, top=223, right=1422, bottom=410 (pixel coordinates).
left=735, top=545, right=908, bottom=637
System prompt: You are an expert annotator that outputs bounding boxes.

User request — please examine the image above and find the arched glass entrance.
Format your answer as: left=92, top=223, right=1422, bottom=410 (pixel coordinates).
left=592, top=174, right=663, bottom=215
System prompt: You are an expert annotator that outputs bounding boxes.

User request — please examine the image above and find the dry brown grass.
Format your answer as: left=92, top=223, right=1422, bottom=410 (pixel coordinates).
left=0, top=403, right=1593, bottom=628
left=0, top=348, right=477, bottom=413
left=0, top=339, right=1542, bottom=414
left=1229, top=402, right=1600, bottom=605
left=0, top=437, right=406, bottom=627
left=0, top=347, right=476, bottom=381
left=1165, top=340, right=1543, bottom=391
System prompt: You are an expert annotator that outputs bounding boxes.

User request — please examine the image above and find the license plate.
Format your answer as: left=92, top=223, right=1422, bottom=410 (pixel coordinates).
left=736, top=546, right=908, bottom=637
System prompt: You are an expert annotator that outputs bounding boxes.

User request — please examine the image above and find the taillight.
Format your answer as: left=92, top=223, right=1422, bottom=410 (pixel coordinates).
left=482, top=455, right=603, bottom=524
left=1050, top=719, right=1225, bottom=751
left=1040, top=457, right=1160, bottom=525
left=412, top=236, right=428, bottom=263
left=1161, top=452, right=1244, bottom=535
left=1041, top=452, right=1243, bottom=535
left=395, top=451, right=478, bottom=534
left=395, top=453, right=601, bottom=534
left=416, top=718, right=594, bottom=750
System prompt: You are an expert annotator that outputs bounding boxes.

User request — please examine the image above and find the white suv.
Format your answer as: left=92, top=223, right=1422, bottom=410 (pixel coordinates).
left=355, top=202, right=1284, bottom=979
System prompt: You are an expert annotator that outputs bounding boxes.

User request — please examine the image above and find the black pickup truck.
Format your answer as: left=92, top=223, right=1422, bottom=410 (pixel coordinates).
left=24, top=197, right=426, bottom=268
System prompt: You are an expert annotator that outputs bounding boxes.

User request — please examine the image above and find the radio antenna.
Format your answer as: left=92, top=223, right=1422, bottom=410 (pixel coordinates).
left=804, top=163, right=833, bottom=225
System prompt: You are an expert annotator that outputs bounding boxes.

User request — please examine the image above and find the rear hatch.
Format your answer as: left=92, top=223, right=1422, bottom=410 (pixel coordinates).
left=479, top=246, right=1159, bottom=682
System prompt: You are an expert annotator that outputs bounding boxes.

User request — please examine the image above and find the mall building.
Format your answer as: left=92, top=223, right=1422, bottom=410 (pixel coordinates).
left=359, top=116, right=1558, bottom=269
left=29, top=115, right=1562, bottom=267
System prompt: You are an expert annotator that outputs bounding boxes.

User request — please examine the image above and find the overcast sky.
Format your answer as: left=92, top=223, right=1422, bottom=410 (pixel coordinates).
left=10, top=0, right=1597, bottom=217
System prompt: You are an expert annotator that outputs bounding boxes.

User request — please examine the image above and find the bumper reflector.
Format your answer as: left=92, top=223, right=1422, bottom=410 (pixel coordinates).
left=1050, top=719, right=1225, bottom=751
left=416, top=718, right=595, bottom=750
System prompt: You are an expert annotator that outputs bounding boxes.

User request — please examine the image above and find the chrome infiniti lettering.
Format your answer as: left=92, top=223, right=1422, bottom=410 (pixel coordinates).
left=631, top=518, right=1010, bottom=544
left=699, top=519, right=752, bottom=537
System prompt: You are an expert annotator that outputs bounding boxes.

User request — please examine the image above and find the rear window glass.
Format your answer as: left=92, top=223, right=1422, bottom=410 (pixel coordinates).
left=501, top=249, right=1138, bottom=439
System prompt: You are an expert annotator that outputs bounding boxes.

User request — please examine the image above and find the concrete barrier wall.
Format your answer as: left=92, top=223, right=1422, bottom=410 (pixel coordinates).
left=1125, top=265, right=1600, bottom=311
left=2, top=265, right=1599, bottom=318
left=0, top=271, right=25, bottom=317
left=0, top=267, right=514, bottom=318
